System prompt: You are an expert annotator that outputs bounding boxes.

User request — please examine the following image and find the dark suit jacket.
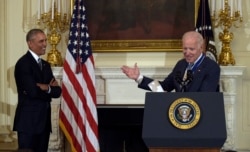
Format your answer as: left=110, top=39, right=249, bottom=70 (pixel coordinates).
left=13, top=51, right=61, bottom=134
left=138, top=56, right=220, bottom=92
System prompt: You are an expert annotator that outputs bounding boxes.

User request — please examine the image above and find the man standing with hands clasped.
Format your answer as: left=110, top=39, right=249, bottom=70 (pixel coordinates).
left=121, top=31, right=220, bottom=92
left=13, top=29, right=62, bottom=151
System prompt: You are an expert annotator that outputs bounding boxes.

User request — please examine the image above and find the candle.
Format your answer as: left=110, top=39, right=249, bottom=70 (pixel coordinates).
left=61, top=0, right=65, bottom=14
left=211, top=0, right=215, bottom=14
left=238, top=0, right=242, bottom=16
left=52, top=0, right=54, bottom=20
left=37, top=0, right=41, bottom=19
left=58, top=0, right=60, bottom=13
left=230, top=0, right=233, bottom=17
left=44, top=0, right=47, bottom=12
left=29, top=2, right=32, bottom=17
left=221, top=0, right=223, bottom=10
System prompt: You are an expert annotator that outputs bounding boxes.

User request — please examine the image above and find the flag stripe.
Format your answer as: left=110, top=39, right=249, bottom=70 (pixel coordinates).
left=62, top=55, right=96, bottom=151
left=59, top=108, right=81, bottom=152
left=61, top=81, right=86, bottom=151
left=59, top=0, right=99, bottom=151
left=61, top=66, right=86, bottom=151
left=62, top=52, right=98, bottom=151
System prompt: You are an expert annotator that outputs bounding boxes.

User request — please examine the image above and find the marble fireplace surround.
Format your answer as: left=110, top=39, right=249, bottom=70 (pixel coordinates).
left=48, top=66, right=245, bottom=151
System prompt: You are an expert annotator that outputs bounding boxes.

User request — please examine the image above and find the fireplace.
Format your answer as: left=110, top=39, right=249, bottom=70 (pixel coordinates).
left=97, top=105, right=148, bottom=152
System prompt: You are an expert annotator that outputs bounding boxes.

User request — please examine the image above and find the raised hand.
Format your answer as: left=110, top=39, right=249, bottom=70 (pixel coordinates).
left=121, top=63, right=140, bottom=80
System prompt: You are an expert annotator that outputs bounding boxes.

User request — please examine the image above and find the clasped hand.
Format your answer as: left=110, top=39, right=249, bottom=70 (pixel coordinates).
left=36, top=78, right=59, bottom=91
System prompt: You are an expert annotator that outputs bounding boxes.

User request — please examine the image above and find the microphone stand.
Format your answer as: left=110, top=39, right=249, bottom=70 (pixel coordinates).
left=178, top=70, right=193, bottom=92
left=181, top=81, right=187, bottom=92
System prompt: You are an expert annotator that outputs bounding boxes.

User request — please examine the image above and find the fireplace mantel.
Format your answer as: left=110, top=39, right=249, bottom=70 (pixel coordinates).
left=48, top=66, right=245, bottom=151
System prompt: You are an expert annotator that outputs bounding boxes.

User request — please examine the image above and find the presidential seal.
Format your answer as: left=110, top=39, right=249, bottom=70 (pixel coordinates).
left=168, top=97, right=201, bottom=130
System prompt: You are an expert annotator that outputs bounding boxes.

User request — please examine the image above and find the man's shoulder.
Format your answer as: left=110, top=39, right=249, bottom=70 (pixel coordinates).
left=204, top=56, right=219, bottom=65
left=41, top=59, right=52, bottom=68
left=203, top=57, right=220, bottom=70
left=175, top=58, right=187, bottom=66
left=16, top=52, right=30, bottom=65
left=176, top=58, right=186, bottom=64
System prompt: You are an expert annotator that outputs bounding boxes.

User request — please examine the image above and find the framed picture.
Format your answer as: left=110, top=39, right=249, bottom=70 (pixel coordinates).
left=85, top=0, right=199, bottom=52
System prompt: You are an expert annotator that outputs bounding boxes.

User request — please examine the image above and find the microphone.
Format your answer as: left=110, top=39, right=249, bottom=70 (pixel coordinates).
left=185, top=70, right=193, bottom=85
left=175, top=70, right=193, bottom=92
left=175, top=71, right=182, bottom=85
left=175, top=71, right=185, bottom=92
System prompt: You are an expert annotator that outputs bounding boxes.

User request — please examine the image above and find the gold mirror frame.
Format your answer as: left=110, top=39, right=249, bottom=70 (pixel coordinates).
left=87, top=0, right=199, bottom=52
left=91, top=39, right=182, bottom=52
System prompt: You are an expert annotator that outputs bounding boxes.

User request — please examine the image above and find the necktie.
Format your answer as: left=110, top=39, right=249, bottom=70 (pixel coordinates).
left=187, top=63, right=194, bottom=70
left=38, top=58, right=42, bottom=70
left=183, top=63, right=194, bottom=81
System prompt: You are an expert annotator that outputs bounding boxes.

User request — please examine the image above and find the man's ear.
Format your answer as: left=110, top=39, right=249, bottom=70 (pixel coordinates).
left=27, top=41, right=32, bottom=47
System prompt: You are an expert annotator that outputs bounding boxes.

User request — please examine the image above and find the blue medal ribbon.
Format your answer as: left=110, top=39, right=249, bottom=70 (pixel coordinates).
left=188, top=55, right=205, bottom=72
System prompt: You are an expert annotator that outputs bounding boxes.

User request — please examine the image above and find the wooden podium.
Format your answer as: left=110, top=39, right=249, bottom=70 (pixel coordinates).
left=142, top=92, right=227, bottom=152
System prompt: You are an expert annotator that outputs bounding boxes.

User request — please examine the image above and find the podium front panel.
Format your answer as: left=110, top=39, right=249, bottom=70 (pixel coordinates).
left=142, top=92, right=227, bottom=148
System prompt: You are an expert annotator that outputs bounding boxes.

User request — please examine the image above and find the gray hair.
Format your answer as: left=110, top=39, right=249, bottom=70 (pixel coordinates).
left=26, top=29, right=45, bottom=42
left=182, top=31, right=204, bottom=48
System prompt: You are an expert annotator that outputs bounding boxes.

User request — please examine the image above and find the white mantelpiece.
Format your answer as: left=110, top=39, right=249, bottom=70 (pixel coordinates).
left=48, top=66, right=245, bottom=151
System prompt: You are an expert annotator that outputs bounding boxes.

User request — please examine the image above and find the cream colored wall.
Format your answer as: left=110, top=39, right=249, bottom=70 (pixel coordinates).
left=1, top=0, right=250, bottom=150
left=0, top=0, right=7, bottom=133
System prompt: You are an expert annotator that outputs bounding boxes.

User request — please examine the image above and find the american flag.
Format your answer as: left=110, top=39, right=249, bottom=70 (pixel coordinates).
left=195, top=0, right=217, bottom=62
left=59, top=0, right=99, bottom=151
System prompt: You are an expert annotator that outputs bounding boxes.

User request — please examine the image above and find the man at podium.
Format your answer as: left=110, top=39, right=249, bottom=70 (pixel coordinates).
left=121, top=31, right=220, bottom=92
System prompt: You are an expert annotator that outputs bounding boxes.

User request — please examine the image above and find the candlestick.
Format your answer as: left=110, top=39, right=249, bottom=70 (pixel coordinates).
left=211, top=0, right=243, bottom=65
left=35, top=0, right=72, bottom=66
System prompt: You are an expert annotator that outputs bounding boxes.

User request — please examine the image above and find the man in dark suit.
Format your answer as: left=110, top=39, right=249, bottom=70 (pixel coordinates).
left=121, top=31, right=220, bottom=92
left=13, top=29, right=62, bottom=151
